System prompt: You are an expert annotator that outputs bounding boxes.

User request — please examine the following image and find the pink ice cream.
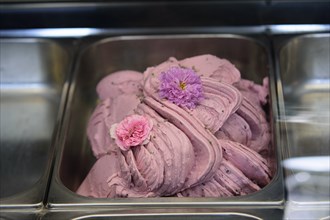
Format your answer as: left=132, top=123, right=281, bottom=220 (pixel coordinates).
left=96, top=70, right=143, bottom=100
left=77, top=54, right=272, bottom=198
left=87, top=70, right=143, bottom=158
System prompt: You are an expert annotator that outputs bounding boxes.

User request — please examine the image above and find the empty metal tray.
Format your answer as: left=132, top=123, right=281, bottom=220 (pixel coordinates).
left=0, top=38, right=72, bottom=208
left=275, top=33, right=330, bottom=205
left=48, top=34, right=284, bottom=208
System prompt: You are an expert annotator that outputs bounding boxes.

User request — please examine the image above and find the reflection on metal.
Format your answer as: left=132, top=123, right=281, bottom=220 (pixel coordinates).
left=270, top=24, right=330, bottom=34
left=283, top=156, right=330, bottom=172
left=72, top=213, right=263, bottom=220
left=0, top=25, right=329, bottom=38
left=284, top=202, right=330, bottom=220
left=32, top=28, right=99, bottom=37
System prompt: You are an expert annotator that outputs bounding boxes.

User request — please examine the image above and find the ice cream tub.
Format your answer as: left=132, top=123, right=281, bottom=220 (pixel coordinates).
left=48, top=34, right=284, bottom=208
left=0, top=38, right=73, bottom=208
left=274, top=33, right=330, bottom=205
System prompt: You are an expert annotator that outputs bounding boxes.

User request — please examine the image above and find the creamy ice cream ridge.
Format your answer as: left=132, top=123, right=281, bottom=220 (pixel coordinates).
left=77, top=54, right=272, bottom=198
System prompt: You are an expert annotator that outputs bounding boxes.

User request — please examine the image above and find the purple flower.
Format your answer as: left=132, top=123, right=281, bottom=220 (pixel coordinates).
left=159, top=66, right=203, bottom=109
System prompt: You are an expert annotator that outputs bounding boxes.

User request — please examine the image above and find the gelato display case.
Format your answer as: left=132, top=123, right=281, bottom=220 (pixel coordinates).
left=0, top=1, right=329, bottom=219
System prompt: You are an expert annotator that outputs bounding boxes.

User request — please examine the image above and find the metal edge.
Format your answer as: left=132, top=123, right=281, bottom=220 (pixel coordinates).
left=1, top=25, right=329, bottom=39
left=40, top=206, right=284, bottom=220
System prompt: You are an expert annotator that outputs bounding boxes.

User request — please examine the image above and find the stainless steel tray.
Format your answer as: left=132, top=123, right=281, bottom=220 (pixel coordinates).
left=0, top=38, right=73, bottom=208
left=47, top=34, right=284, bottom=208
left=274, top=33, right=330, bottom=205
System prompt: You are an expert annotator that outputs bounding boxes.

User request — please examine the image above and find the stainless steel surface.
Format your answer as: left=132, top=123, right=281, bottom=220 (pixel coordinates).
left=284, top=204, right=330, bottom=220
left=48, top=34, right=284, bottom=208
left=0, top=38, right=72, bottom=208
left=40, top=207, right=284, bottom=220
left=0, top=211, right=39, bottom=220
left=279, top=34, right=330, bottom=115
left=275, top=33, right=330, bottom=217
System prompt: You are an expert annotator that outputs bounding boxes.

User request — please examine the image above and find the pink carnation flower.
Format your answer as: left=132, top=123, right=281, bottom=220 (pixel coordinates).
left=110, top=115, right=153, bottom=151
